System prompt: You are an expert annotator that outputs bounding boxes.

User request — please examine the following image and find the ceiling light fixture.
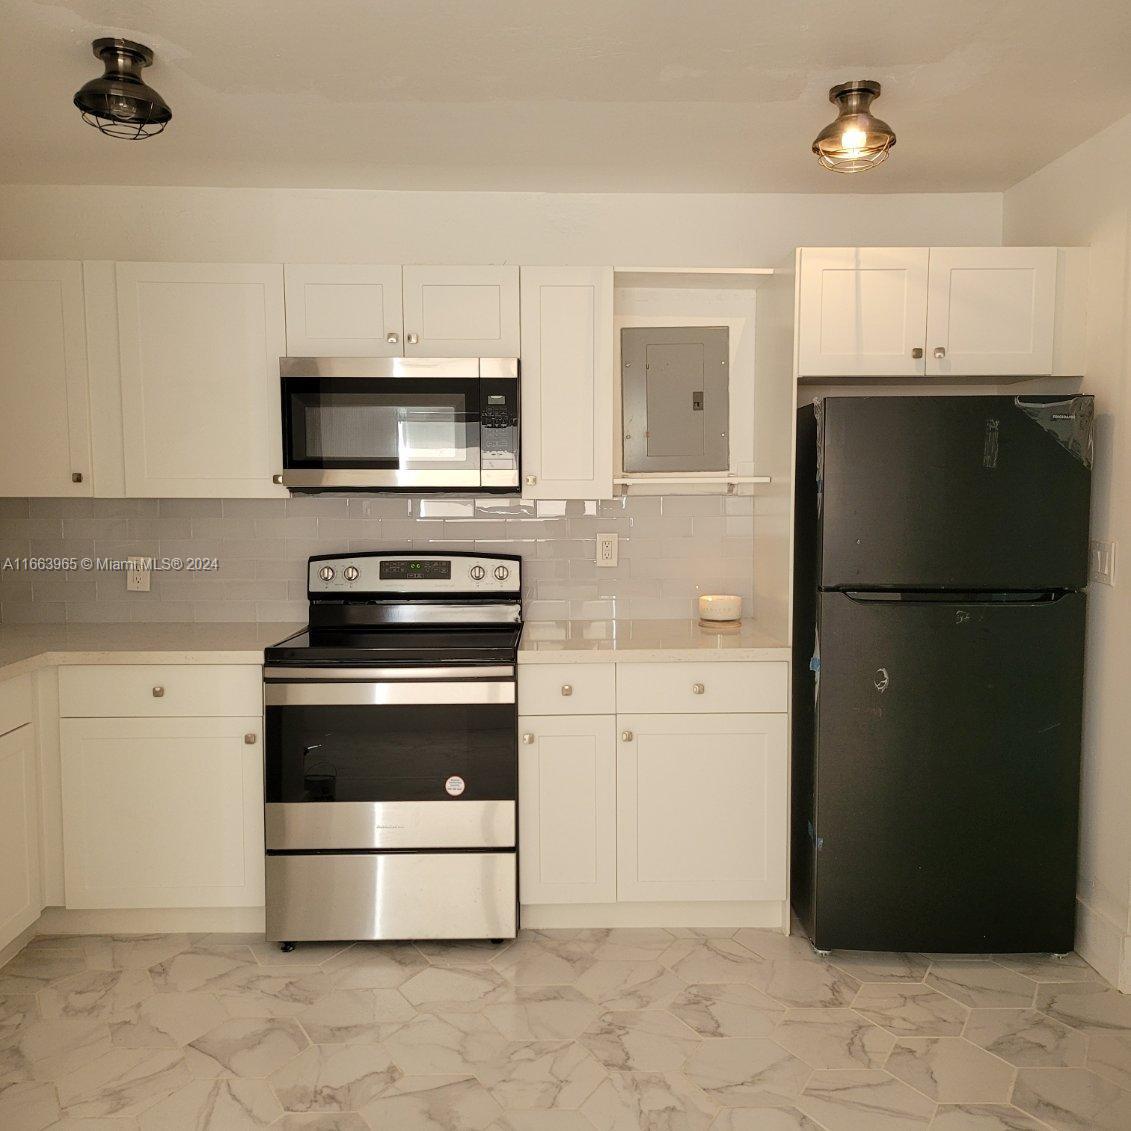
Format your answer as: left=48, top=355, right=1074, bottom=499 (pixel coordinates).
left=73, top=38, right=172, bottom=139
left=812, top=80, right=895, bottom=173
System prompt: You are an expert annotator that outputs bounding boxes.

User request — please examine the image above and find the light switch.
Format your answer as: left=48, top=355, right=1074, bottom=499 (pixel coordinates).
left=1090, top=540, right=1116, bottom=586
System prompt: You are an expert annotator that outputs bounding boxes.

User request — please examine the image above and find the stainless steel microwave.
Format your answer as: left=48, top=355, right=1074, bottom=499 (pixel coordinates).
left=277, top=357, right=519, bottom=492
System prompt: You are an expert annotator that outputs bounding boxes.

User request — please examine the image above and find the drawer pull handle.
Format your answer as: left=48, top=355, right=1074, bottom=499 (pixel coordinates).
left=522, top=733, right=535, bottom=744
left=560, top=684, right=573, bottom=696
left=152, top=686, right=165, bottom=698
left=692, top=683, right=705, bottom=695
left=621, top=730, right=633, bottom=742
left=244, top=733, right=257, bottom=744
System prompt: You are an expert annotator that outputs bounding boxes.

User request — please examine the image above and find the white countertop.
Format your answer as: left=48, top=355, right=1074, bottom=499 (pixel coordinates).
left=0, top=622, right=304, bottom=680
left=518, top=618, right=790, bottom=662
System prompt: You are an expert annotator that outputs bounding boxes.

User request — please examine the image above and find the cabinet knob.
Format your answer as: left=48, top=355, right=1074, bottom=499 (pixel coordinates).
left=692, top=682, right=705, bottom=695
left=152, top=686, right=165, bottom=698
left=524, top=475, right=537, bottom=486
left=71, top=471, right=84, bottom=483
left=620, top=730, right=633, bottom=742
left=911, top=347, right=924, bottom=359
left=522, top=733, right=535, bottom=744
left=407, top=333, right=420, bottom=345
left=386, top=332, right=399, bottom=344
left=272, top=474, right=284, bottom=484
left=933, top=346, right=947, bottom=359
left=561, top=684, right=573, bottom=697
left=244, top=732, right=257, bottom=744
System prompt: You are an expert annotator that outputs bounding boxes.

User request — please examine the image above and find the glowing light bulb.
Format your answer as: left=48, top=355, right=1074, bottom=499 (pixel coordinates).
left=840, top=127, right=868, bottom=153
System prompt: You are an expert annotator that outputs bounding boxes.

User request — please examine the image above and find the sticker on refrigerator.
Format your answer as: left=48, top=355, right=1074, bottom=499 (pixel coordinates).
left=444, top=775, right=466, bottom=797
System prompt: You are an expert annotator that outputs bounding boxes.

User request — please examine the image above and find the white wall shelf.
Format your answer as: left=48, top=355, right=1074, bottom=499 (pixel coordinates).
left=614, top=267, right=775, bottom=289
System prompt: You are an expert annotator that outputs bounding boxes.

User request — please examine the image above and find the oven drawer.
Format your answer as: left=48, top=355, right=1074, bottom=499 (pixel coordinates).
left=265, top=800, right=515, bottom=850
left=59, top=665, right=262, bottom=718
left=518, top=663, right=615, bottom=715
left=265, top=851, right=517, bottom=941
left=616, top=661, right=788, bottom=714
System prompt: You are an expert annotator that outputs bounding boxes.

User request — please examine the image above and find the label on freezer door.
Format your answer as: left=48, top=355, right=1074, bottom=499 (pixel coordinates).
left=445, top=775, right=466, bottom=797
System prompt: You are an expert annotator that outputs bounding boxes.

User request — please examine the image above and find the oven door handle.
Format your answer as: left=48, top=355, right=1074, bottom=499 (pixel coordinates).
left=264, top=681, right=515, bottom=706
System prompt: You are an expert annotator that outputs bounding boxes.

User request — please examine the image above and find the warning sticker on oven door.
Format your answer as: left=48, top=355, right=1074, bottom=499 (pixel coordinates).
left=444, top=775, right=466, bottom=796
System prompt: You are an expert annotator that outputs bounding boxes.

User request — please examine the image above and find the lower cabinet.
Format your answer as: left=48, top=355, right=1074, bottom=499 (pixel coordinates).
left=60, top=715, right=264, bottom=909
left=0, top=723, right=42, bottom=948
left=518, top=714, right=617, bottom=904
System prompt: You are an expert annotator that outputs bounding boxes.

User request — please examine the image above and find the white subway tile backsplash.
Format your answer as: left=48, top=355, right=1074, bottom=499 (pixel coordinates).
left=0, top=494, right=753, bottom=625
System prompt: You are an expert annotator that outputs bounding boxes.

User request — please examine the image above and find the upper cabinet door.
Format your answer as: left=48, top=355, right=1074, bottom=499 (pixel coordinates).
left=797, top=247, right=929, bottom=377
left=520, top=267, right=614, bottom=500
left=116, top=263, right=287, bottom=497
left=402, top=266, right=520, bottom=356
left=925, top=247, right=1057, bottom=376
left=283, top=264, right=404, bottom=356
left=0, top=261, right=93, bottom=496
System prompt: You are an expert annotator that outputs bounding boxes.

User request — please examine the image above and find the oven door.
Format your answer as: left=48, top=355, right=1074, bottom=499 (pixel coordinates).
left=263, top=668, right=516, bottom=850
left=280, top=359, right=482, bottom=489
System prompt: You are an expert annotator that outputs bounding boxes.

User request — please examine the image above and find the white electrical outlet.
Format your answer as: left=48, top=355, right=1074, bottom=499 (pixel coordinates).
left=1090, top=540, right=1116, bottom=587
left=596, top=532, right=619, bottom=567
left=126, top=555, right=151, bottom=592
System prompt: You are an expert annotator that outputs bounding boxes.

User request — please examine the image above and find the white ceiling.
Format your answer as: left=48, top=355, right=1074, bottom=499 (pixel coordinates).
left=4, top=0, right=1131, bottom=194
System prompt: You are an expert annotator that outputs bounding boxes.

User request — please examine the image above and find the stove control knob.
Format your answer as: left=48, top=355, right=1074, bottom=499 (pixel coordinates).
left=469, top=565, right=486, bottom=581
left=493, top=565, right=510, bottom=581
left=318, top=565, right=335, bottom=582
left=343, top=565, right=360, bottom=582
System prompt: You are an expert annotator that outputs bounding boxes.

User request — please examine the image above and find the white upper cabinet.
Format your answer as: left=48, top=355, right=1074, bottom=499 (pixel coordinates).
left=797, top=247, right=930, bottom=377
left=116, top=262, right=287, bottom=497
left=284, top=264, right=404, bottom=356
left=0, top=261, right=93, bottom=496
left=925, top=247, right=1057, bottom=376
left=402, top=265, right=520, bottom=356
left=520, top=266, right=614, bottom=500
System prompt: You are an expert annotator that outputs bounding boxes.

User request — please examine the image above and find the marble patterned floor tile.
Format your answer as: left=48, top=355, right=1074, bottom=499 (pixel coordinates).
left=828, top=952, right=931, bottom=983
left=108, top=992, right=229, bottom=1049
left=579, top=1010, right=700, bottom=1073
left=499, top=1110, right=598, bottom=1130
left=683, top=1037, right=810, bottom=1108
left=925, top=962, right=1037, bottom=1009
left=55, top=1047, right=190, bottom=1119
left=772, top=1007, right=895, bottom=1070
left=400, top=966, right=511, bottom=1014
left=851, top=984, right=969, bottom=1037
left=90, top=935, right=196, bottom=972
left=0, top=1079, right=60, bottom=1130
left=415, top=940, right=515, bottom=967
left=1086, top=1031, right=1131, bottom=1091
left=491, top=940, right=598, bottom=987
left=274, top=1113, right=369, bottom=1131
left=658, top=940, right=768, bottom=985
left=930, top=1103, right=1048, bottom=1129
left=39, top=971, right=155, bottom=1022
left=0, top=993, right=40, bottom=1039
left=23, top=934, right=91, bottom=952
left=293, top=988, right=414, bottom=1044
left=185, top=1017, right=308, bottom=1078
left=964, top=1008, right=1087, bottom=1068
left=666, top=926, right=739, bottom=939
left=137, top=1077, right=281, bottom=1129
left=798, top=1068, right=935, bottom=1129
left=212, top=967, right=334, bottom=1020
left=482, top=986, right=601, bottom=1040
left=194, top=933, right=270, bottom=947
left=1035, top=982, right=1131, bottom=1034
left=0, top=952, right=88, bottom=994
left=148, top=947, right=259, bottom=994
left=580, top=1068, right=717, bottom=1131
left=884, top=1037, right=1015, bottom=1103
left=267, top=1042, right=401, bottom=1112
left=749, top=958, right=861, bottom=1009
left=571, top=961, right=684, bottom=1011
left=667, top=982, right=786, bottom=1038
left=384, top=1014, right=511, bottom=1075
left=1012, top=1065, right=1131, bottom=1129
left=579, top=930, right=675, bottom=964
left=248, top=943, right=353, bottom=968
left=476, top=1039, right=606, bottom=1110
left=992, top=953, right=1104, bottom=984
left=321, top=944, right=428, bottom=990
left=2, top=1018, right=113, bottom=1081
left=710, top=1107, right=826, bottom=1130
left=732, top=930, right=823, bottom=964
left=358, top=1073, right=504, bottom=1130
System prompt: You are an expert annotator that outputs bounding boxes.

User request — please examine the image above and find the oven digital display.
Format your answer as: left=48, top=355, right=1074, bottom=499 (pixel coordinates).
left=379, top=559, right=451, bottom=580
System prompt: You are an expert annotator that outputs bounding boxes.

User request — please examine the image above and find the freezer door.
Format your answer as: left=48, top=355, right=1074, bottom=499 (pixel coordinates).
left=811, top=590, right=1085, bottom=953
left=816, top=395, right=1093, bottom=590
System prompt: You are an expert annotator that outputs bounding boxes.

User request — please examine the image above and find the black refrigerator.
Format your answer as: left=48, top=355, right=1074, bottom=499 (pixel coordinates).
left=792, top=395, right=1093, bottom=953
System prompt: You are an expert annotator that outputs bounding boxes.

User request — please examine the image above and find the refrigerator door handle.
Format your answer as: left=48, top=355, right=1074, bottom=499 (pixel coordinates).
left=841, top=590, right=1069, bottom=605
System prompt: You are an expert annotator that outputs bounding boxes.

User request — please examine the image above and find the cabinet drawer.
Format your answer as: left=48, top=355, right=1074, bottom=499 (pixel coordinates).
left=518, top=664, right=615, bottom=715
left=59, top=665, right=262, bottom=718
left=616, top=661, right=787, bottom=714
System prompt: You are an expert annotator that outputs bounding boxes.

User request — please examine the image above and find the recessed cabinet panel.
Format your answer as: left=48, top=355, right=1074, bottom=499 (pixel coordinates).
left=403, top=266, right=519, bottom=356
left=0, top=261, right=92, bottom=496
left=0, top=724, right=41, bottom=951
left=621, top=327, right=729, bottom=473
left=284, top=264, right=403, bottom=356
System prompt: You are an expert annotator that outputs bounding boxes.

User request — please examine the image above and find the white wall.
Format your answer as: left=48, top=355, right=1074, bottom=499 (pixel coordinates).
left=0, top=185, right=1001, bottom=264
left=1005, top=111, right=1131, bottom=989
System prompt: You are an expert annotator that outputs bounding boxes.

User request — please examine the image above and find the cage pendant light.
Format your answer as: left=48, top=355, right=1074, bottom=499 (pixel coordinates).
left=73, top=38, right=172, bottom=139
left=812, top=80, right=895, bottom=173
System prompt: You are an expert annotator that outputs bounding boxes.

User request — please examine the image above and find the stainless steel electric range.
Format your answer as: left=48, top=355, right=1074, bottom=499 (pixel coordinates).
left=262, top=551, right=521, bottom=950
